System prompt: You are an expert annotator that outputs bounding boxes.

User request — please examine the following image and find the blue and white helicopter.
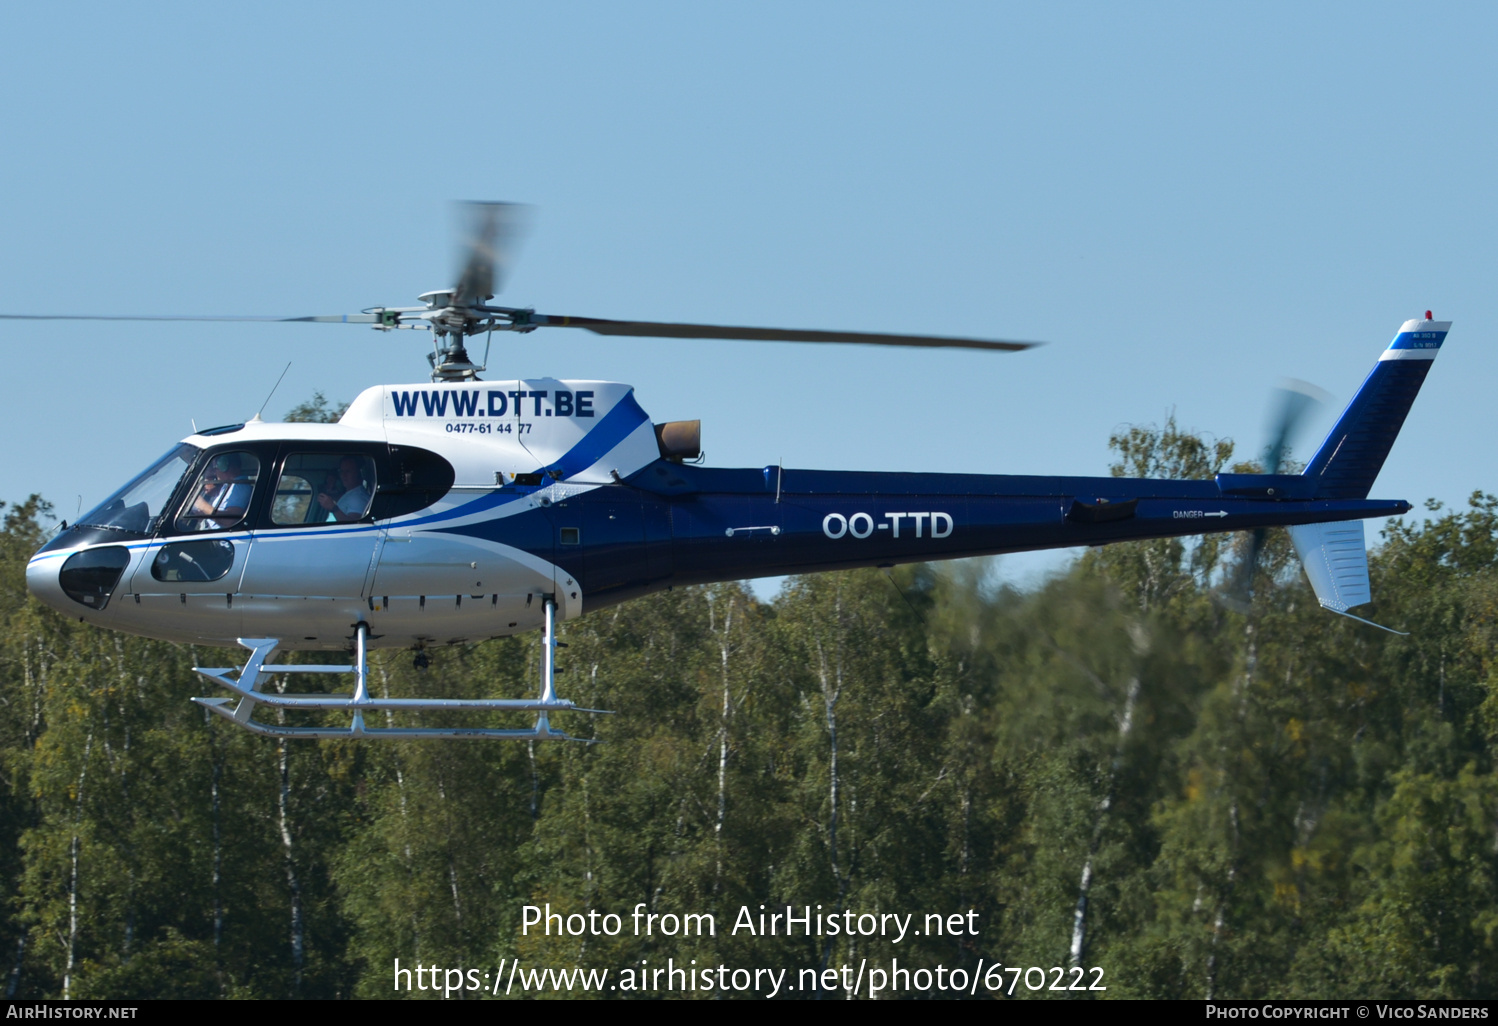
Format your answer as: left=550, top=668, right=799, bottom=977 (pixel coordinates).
left=16, top=205, right=1448, bottom=740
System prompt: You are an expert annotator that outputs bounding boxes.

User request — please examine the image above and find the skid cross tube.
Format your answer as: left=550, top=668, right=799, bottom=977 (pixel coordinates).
left=191, top=599, right=604, bottom=739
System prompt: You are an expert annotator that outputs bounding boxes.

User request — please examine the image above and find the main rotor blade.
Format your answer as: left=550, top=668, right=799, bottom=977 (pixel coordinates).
left=528, top=314, right=1039, bottom=352
left=453, top=202, right=529, bottom=307
left=0, top=313, right=380, bottom=323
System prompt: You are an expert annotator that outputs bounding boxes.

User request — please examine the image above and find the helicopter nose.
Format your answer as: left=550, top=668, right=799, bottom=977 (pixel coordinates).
left=25, top=552, right=70, bottom=613
left=27, top=546, right=132, bottom=614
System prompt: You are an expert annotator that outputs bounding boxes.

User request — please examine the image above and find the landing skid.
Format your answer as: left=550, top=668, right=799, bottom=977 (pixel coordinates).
left=192, top=597, right=602, bottom=740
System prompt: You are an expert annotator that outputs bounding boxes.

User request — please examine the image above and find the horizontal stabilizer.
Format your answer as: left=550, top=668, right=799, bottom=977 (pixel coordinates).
left=1288, top=521, right=1370, bottom=612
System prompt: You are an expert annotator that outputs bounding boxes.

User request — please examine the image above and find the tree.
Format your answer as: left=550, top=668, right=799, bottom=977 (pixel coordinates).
left=283, top=392, right=348, bottom=424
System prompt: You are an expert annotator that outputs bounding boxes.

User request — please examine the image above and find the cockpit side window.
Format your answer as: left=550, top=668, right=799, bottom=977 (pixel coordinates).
left=271, top=453, right=376, bottom=526
left=75, top=443, right=199, bottom=537
left=174, top=451, right=261, bottom=533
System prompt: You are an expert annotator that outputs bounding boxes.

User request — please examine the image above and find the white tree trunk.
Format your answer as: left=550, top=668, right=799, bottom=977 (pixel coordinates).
left=276, top=739, right=304, bottom=995
left=62, top=728, right=94, bottom=1001
left=709, top=593, right=736, bottom=893
left=1069, top=668, right=1141, bottom=968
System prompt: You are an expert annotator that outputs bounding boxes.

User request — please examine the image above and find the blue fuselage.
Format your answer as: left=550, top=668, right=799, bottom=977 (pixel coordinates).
left=487, top=461, right=1409, bottom=608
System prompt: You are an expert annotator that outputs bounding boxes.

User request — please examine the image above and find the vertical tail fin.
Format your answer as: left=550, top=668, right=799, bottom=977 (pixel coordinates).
left=1302, top=316, right=1450, bottom=499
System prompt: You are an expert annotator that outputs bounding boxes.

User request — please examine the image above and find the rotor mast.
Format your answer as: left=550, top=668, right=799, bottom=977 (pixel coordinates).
left=417, top=289, right=502, bottom=382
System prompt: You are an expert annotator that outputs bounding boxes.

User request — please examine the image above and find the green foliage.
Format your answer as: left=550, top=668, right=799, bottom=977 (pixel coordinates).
left=1087, top=412, right=1236, bottom=612
left=283, top=392, right=349, bottom=424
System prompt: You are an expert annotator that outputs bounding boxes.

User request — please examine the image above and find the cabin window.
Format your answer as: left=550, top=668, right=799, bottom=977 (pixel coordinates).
left=369, top=446, right=456, bottom=521
left=174, top=451, right=261, bottom=533
left=560, top=527, right=580, bottom=545
left=151, top=539, right=237, bottom=582
left=271, top=453, right=377, bottom=526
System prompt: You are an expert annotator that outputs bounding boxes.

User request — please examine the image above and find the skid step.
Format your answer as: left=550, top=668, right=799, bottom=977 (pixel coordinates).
left=192, top=597, right=605, bottom=740
left=191, top=697, right=588, bottom=740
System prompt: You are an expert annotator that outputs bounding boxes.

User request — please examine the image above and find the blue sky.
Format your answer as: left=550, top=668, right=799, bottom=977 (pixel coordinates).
left=2, top=2, right=1493, bottom=587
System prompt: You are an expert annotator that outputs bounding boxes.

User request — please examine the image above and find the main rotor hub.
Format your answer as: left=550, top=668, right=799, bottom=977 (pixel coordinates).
left=422, top=289, right=506, bottom=382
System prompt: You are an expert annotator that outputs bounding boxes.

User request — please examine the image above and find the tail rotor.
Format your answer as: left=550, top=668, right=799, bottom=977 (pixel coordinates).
left=1227, top=379, right=1330, bottom=606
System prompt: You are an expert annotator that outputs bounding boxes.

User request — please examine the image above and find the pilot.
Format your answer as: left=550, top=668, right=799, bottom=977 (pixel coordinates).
left=318, top=456, right=371, bottom=523
left=189, top=453, right=252, bottom=530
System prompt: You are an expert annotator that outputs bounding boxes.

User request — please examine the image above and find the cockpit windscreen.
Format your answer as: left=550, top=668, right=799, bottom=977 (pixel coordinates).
left=76, top=443, right=199, bottom=536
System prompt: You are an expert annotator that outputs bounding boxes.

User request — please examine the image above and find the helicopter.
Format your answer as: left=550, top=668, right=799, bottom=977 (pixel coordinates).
left=14, top=204, right=1448, bottom=740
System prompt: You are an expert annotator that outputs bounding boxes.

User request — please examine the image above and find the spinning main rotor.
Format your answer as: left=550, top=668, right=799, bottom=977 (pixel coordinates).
left=1, top=203, right=1040, bottom=381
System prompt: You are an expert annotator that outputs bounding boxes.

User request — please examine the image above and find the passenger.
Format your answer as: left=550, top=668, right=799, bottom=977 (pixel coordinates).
left=318, top=456, right=371, bottom=523
left=313, top=469, right=344, bottom=522
left=320, top=469, right=345, bottom=500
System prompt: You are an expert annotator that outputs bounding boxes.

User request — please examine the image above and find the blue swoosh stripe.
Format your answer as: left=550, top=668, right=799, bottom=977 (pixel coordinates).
left=391, top=390, right=650, bottom=530
left=548, top=391, right=650, bottom=478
